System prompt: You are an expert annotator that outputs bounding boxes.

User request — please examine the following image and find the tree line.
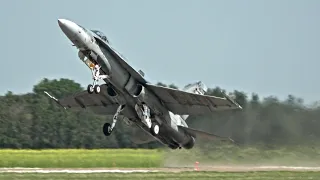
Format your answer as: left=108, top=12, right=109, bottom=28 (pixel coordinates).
left=0, top=78, right=319, bottom=149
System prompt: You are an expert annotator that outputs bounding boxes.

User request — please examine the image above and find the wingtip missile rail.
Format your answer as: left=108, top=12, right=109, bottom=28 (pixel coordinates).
left=221, top=91, right=243, bottom=110
left=44, top=91, right=67, bottom=109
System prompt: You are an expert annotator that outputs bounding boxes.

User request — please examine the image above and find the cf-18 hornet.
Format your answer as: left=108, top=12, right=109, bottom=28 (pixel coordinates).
left=45, top=19, right=242, bottom=149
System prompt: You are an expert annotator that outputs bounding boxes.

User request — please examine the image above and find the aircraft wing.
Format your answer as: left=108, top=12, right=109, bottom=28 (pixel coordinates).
left=44, top=84, right=120, bottom=115
left=145, top=84, right=242, bottom=116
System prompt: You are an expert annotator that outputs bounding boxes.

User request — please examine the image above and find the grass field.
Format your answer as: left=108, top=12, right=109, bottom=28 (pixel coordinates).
left=1, top=172, right=320, bottom=180
left=1, top=146, right=320, bottom=168
left=0, top=149, right=163, bottom=168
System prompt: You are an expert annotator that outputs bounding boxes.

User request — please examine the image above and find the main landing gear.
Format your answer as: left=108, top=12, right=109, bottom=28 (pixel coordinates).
left=134, top=104, right=160, bottom=136
left=103, top=104, right=125, bottom=136
left=87, top=64, right=109, bottom=94
left=151, top=122, right=160, bottom=136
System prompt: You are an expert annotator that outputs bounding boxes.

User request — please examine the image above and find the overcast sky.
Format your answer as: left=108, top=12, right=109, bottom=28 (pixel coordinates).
left=1, top=0, right=319, bottom=104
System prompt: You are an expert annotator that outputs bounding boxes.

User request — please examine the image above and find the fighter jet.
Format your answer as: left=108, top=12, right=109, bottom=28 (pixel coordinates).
left=44, top=18, right=242, bottom=149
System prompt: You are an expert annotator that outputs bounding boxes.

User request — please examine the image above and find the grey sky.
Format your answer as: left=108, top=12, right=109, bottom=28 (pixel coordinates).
left=1, top=0, right=319, bottom=104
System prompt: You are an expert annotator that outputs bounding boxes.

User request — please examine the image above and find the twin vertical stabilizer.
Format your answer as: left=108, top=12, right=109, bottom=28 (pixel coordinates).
left=181, top=81, right=207, bottom=121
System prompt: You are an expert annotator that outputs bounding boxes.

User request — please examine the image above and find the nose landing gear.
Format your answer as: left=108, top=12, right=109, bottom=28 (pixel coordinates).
left=87, top=64, right=110, bottom=94
left=87, top=84, right=100, bottom=94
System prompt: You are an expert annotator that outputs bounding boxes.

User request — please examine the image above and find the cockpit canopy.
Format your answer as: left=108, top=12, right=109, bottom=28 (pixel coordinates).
left=91, top=30, right=109, bottom=43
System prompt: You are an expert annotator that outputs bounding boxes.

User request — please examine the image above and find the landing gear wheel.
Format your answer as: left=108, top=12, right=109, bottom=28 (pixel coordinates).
left=151, top=122, right=160, bottom=136
left=94, top=85, right=101, bottom=94
left=87, top=84, right=94, bottom=94
left=103, top=123, right=112, bottom=136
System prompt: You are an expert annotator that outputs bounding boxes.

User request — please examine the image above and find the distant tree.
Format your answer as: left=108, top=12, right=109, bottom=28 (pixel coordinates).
left=156, top=82, right=167, bottom=87
left=0, top=78, right=320, bottom=149
left=168, top=84, right=178, bottom=89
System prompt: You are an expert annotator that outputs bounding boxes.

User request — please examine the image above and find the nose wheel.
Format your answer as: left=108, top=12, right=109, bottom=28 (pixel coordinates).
left=87, top=84, right=101, bottom=94
left=87, top=64, right=110, bottom=94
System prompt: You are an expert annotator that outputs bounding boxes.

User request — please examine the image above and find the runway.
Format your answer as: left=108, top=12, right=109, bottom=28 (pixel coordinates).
left=1, top=166, right=320, bottom=173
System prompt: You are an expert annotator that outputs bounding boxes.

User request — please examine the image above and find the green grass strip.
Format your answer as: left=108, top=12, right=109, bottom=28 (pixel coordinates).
left=0, top=149, right=163, bottom=168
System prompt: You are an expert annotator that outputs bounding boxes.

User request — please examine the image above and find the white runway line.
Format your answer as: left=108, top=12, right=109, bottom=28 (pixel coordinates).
left=1, top=166, right=320, bottom=173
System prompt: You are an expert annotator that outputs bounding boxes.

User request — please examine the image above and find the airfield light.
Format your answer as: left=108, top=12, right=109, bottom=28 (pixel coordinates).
left=194, top=161, right=199, bottom=171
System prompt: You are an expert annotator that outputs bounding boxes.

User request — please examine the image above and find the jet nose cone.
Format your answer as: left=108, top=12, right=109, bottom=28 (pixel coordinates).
left=58, top=19, right=69, bottom=28
left=57, top=18, right=78, bottom=38
left=57, top=19, right=63, bottom=26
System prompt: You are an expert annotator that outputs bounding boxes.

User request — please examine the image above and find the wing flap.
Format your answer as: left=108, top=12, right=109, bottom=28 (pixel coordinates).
left=145, top=84, right=242, bottom=115
left=130, top=132, right=157, bottom=144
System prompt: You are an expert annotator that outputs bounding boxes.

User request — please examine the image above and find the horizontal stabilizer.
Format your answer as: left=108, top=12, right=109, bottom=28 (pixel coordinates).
left=178, top=126, right=234, bottom=143
left=130, top=134, right=157, bottom=144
